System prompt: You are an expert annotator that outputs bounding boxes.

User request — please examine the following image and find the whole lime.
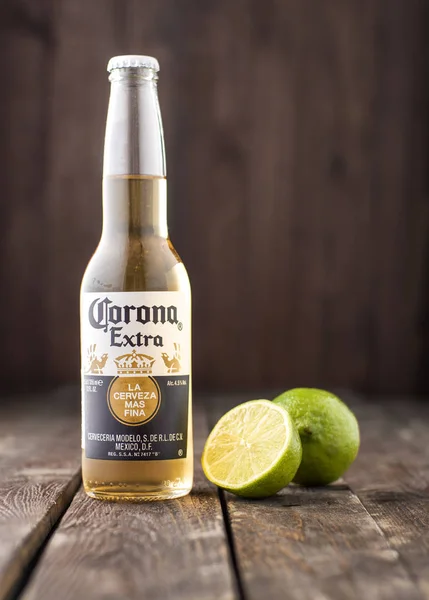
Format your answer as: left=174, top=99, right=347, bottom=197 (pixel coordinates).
left=273, top=388, right=359, bottom=485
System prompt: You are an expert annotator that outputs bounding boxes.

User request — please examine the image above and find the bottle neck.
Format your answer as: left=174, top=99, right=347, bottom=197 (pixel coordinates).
left=102, top=175, right=168, bottom=238
left=103, top=68, right=166, bottom=177
left=102, top=68, right=167, bottom=238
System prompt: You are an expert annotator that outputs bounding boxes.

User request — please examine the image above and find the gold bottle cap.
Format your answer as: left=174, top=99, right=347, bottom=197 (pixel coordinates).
left=107, top=55, right=160, bottom=73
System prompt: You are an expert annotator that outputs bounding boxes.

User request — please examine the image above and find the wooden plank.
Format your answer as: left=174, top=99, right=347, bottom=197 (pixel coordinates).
left=365, top=1, right=429, bottom=393
left=344, top=394, right=429, bottom=597
left=0, top=387, right=81, bottom=600
left=345, top=395, right=429, bottom=491
left=207, top=394, right=425, bottom=600
left=224, top=486, right=422, bottom=600
left=22, top=402, right=237, bottom=600
left=243, top=0, right=377, bottom=390
left=0, top=0, right=55, bottom=387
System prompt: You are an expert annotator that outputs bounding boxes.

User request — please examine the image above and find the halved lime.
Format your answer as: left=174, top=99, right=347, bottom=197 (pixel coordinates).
left=202, top=400, right=302, bottom=498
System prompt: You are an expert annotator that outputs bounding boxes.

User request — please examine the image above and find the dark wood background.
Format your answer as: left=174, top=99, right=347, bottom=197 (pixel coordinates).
left=1, top=0, right=429, bottom=394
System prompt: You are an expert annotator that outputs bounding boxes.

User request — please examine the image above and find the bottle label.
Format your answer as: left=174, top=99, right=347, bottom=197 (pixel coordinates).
left=81, top=292, right=190, bottom=461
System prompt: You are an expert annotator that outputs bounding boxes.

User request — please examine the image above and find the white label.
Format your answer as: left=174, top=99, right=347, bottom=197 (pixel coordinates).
left=81, top=291, right=190, bottom=377
left=81, top=291, right=191, bottom=459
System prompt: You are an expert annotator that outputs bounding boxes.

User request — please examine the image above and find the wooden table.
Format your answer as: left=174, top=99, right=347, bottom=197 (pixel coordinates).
left=0, top=389, right=428, bottom=600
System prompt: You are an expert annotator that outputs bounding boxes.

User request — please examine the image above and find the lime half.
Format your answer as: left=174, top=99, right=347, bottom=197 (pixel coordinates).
left=202, top=400, right=302, bottom=498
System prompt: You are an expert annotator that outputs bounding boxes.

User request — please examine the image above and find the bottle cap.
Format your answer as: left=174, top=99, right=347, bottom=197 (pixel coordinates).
left=107, top=55, right=160, bottom=73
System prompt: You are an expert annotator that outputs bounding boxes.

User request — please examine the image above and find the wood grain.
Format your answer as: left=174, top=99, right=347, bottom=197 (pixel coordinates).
left=0, top=387, right=81, bottom=600
left=223, top=486, right=422, bottom=600
left=22, top=402, right=236, bottom=600
left=0, top=0, right=55, bottom=386
left=1, top=1, right=429, bottom=393
left=344, top=394, right=429, bottom=597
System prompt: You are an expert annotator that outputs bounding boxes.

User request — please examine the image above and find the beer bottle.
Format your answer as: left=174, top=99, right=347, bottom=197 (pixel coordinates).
left=80, top=55, right=193, bottom=500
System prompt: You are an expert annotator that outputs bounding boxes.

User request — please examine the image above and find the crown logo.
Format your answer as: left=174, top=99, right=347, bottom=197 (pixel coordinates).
left=114, top=349, right=156, bottom=375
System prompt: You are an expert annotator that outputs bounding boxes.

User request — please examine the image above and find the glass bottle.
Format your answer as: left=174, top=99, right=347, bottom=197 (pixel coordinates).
left=80, top=55, right=193, bottom=500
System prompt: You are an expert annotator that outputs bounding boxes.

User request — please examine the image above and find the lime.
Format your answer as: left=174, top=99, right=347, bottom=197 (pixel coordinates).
left=202, top=399, right=302, bottom=498
left=273, top=388, right=359, bottom=485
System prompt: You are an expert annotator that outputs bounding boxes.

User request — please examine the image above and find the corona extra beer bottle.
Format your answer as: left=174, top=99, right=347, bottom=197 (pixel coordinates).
left=80, top=55, right=192, bottom=500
